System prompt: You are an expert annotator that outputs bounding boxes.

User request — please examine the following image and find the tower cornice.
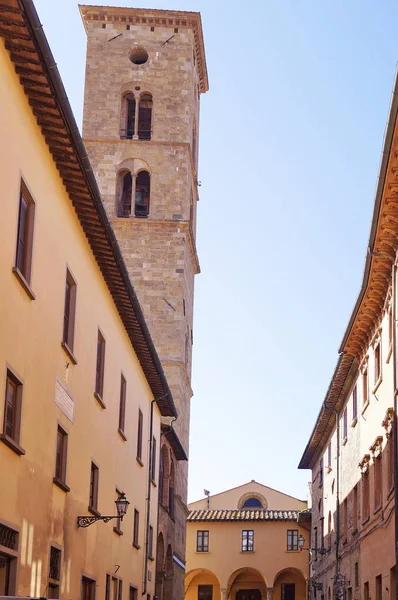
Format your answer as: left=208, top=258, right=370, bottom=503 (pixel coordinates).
left=79, top=4, right=209, bottom=93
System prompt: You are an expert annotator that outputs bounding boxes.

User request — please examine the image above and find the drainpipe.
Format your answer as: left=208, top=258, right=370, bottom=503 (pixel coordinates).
left=143, top=395, right=169, bottom=596
left=334, top=410, right=340, bottom=578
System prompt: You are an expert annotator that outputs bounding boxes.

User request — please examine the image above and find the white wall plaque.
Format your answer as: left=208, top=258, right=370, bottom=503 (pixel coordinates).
left=55, top=378, right=74, bottom=423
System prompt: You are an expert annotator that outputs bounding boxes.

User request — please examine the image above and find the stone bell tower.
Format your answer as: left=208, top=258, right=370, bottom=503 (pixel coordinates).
left=80, top=5, right=208, bottom=599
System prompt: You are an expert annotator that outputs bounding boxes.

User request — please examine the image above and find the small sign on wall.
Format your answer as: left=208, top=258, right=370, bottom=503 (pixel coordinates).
left=55, top=378, right=74, bottom=422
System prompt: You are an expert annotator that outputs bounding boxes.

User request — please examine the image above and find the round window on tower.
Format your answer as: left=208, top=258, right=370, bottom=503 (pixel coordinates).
left=130, top=47, right=149, bottom=65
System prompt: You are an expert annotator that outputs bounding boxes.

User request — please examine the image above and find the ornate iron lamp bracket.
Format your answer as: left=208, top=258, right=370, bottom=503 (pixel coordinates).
left=77, top=515, right=119, bottom=528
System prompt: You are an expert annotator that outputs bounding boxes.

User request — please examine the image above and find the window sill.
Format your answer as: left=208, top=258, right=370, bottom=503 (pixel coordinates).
left=12, top=267, right=36, bottom=300
left=373, top=377, right=382, bottom=394
left=286, top=550, right=300, bottom=553
left=53, top=477, right=70, bottom=493
left=136, top=457, right=144, bottom=467
left=133, top=542, right=141, bottom=550
left=240, top=551, right=254, bottom=554
left=61, top=342, right=78, bottom=365
left=113, top=526, right=123, bottom=536
left=88, top=506, right=101, bottom=517
left=351, top=418, right=358, bottom=428
left=195, top=550, right=209, bottom=554
left=94, top=392, right=106, bottom=409
left=0, top=433, right=25, bottom=455
left=361, top=400, right=370, bottom=415
left=118, top=428, right=127, bottom=441
left=342, top=437, right=347, bottom=446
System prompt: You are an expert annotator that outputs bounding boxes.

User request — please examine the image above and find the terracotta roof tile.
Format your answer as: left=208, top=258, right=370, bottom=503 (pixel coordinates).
left=187, top=509, right=300, bottom=522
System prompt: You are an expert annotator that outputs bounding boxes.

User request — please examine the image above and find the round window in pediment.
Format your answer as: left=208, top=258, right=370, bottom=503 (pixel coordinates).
left=242, top=497, right=263, bottom=508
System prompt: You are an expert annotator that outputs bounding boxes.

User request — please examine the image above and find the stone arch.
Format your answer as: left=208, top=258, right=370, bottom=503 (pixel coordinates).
left=273, top=568, right=306, bottom=600
left=155, top=532, right=165, bottom=600
left=163, top=544, right=174, bottom=600
left=116, top=157, right=151, bottom=176
left=227, top=568, right=267, bottom=600
left=237, top=492, right=268, bottom=510
left=185, top=569, right=222, bottom=600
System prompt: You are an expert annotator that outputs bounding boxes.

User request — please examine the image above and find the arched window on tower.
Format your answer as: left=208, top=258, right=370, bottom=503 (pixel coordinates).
left=135, top=171, right=150, bottom=217
left=117, top=171, right=133, bottom=217
left=138, top=93, right=152, bottom=140
left=120, top=93, right=136, bottom=140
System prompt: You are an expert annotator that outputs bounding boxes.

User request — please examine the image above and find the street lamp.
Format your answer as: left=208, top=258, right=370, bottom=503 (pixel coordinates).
left=77, top=491, right=130, bottom=528
left=298, top=535, right=328, bottom=555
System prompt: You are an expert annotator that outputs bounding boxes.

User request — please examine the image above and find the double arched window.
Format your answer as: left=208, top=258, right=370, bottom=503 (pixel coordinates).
left=120, top=92, right=153, bottom=140
left=117, top=169, right=150, bottom=218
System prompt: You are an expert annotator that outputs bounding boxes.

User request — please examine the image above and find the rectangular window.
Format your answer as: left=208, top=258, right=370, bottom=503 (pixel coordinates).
left=62, top=269, right=77, bottom=353
left=130, top=587, right=138, bottom=600
left=137, top=409, right=143, bottom=461
left=55, top=426, right=68, bottom=484
left=287, top=529, right=298, bottom=551
left=355, top=563, right=359, bottom=587
left=376, top=575, right=382, bottom=600
left=118, top=374, right=126, bottom=435
left=242, top=530, right=254, bottom=552
left=196, top=530, right=209, bottom=552
left=281, top=583, right=295, bottom=600
left=319, top=458, right=323, bottom=485
left=15, top=180, right=35, bottom=284
left=353, top=385, right=358, bottom=420
left=133, top=509, right=139, bottom=548
left=81, top=576, right=95, bottom=600
left=2, top=370, right=23, bottom=448
left=353, top=485, right=358, bottom=531
left=374, top=456, right=382, bottom=509
left=151, top=436, right=156, bottom=482
left=374, top=342, right=381, bottom=384
left=362, top=368, right=369, bottom=405
left=149, top=525, right=154, bottom=559
left=327, top=442, right=331, bottom=468
left=364, top=583, right=369, bottom=600
left=198, top=585, right=213, bottom=600
left=320, top=517, right=324, bottom=550
left=343, top=408, right=348, bottom=440
left=89, top=462, right=99, bottom=511
left=95, top=330, right=105, bottom=400
left=49, top=545, right=61, bottom=582
left=313, top=527, right=318, bottom=561
left=362, top=471, right=369, bottom=521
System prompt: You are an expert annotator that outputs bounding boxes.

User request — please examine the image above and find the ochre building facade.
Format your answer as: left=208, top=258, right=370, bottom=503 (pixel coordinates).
left=185, top=482, right=310, bottom=600
left=0, top=2, right=177, bottom=598
left=80, top=6, right=209, bottom=600
left=299, top=74, right=398, bottom=600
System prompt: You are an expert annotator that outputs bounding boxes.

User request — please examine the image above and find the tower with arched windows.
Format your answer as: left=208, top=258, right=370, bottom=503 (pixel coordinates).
left=80, top=6, right=208, bottom=600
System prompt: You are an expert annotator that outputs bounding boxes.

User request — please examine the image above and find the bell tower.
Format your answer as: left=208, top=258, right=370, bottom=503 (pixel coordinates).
left=80, top=5, right=208, bottom=599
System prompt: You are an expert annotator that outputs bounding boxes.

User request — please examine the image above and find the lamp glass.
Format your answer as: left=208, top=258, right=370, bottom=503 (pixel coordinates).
left=298, top=535, right=305, bottom=548
left=115, top=492, right=130, bottom=517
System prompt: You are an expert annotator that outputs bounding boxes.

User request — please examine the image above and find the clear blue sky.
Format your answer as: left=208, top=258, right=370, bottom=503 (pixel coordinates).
left=34, top=0, right=398, bottom=503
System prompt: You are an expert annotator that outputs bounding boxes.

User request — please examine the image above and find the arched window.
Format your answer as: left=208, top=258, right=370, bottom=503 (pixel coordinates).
left=242, top=497, right=263, bottom=508
left=120, top=93, right=136, bottom=140
left=138, top=93, right=152, bottom=140
left=117, top=171, right=132, bottom=217
left=135, top=171, right=150, bottom=217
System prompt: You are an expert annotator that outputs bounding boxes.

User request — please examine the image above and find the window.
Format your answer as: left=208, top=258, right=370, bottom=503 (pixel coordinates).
left=374, top=455, right=382, bottom=509
left=120, top=93, right=136, bottom=139
left=320, top=516, right=324, bottom=551
left=242, top=497, right=262, bottom=508
left=151, top=436, right=156, bottom=482
left=362, top=470, right=369, bottom=521
left=198, top=585, right=213, bottom=600
left=1, top=369, right=24, bottom=454
left=117, top=171, right=133, bottom=218
left=118, top=374, right=127, bottom=436
left=287, top=529, right=298, bottom=551
left=352, top=385, right=357, bottom=421
left=14, top=180, right=35, bottom=286
left=138, top=93, right=153, bottom=140
left=62, top=269, right=77, bottom=355
left=319, top=458, right=323, bottom=485
left=364, top=583, right=369, bottom=600
left=81, top=576, right=96, bottom=600
left=137, top=409, right=143, bottom=462
left=355, top=563, right=359, bottom=587
left=135, top=171, right=150, bottom=218
left=374, top=341, right=381, bottom=384
left=95, top=330, right=105, bottom=402
left=242, top=529, right=254, bottom=552
left=353, top=485, right=358, bottom=532
left=54, top=426, right=68, bottom=486
left=133, top=509, right=140, bottom=548
left=327, top=442, right=331, bottom=468
left=149, top=525, right=154, bottom=559
left=196, top=530, right=209, bottom=552
left=313, top=527, right=318, bottom=561
left=343, top=498, right=348, bottom=541
left=130, top=587, right=138, bottom=600
left=362, top=367, right=369, bottom=406
left=48, top=545, right=61, bottom=598
left=281, top=584, right=295, bottom=600
left=89, top=462, right=99, bottom=511
left=376, top=575, right=382, bottom=600
left=343, top=408, right=348, bottom=441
